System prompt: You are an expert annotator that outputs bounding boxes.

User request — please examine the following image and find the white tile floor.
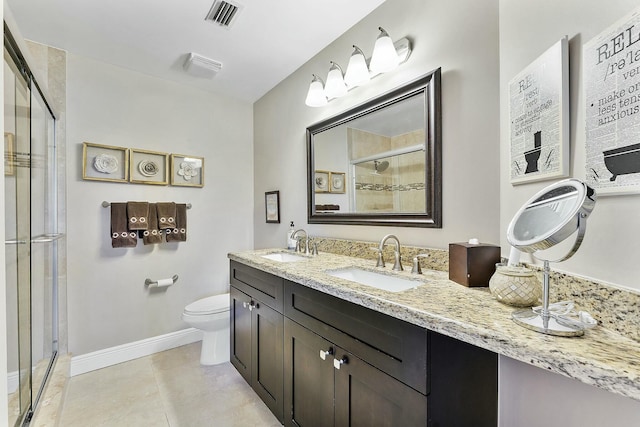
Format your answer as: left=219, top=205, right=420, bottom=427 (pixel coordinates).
left=59, top=343, right=281, bottom=426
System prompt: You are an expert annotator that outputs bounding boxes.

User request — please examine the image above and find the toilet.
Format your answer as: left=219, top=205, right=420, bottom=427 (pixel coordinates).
left=182, top=293, right=230, bottom=365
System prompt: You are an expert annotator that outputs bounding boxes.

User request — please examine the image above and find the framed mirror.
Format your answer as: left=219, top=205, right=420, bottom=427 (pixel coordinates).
left=307, top=68, right=442, bottom=227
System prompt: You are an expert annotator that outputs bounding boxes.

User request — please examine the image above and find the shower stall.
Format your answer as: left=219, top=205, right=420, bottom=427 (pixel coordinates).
left=4, top=25, right=63, bottom=427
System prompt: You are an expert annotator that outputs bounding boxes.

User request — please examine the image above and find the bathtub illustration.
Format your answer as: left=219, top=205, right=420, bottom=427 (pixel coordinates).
left=603, top=143, right=640, bottom=181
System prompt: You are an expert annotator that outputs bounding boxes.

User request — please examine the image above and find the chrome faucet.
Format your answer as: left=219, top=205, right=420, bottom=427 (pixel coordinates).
left=291, top=229, right=310, bottom=255
left=376, top=234, right=403, bottom=271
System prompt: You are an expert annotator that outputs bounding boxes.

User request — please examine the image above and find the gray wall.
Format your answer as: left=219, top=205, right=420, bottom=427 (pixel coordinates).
left=497, top=0, right=640, bottom=424
left=499, top=0, right=640, bottom=291
left=66, top=54, right=254, bottom=355
left=254, top=0, right=640, bottom=424
left=253, top=0, right=502, bottom=250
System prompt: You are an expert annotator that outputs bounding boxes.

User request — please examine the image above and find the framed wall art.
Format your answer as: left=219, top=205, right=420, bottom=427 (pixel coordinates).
left=82, top=141, right=129, bottom=183
left=330, top=172, right=345, bottom=193
left=584, top=7, right=640, bottom=195
left=509, top=36, right=569, bottom=185
left=129, top=148, right=169, bottom=185
left=265, top=190, right=280, bottom=223
left=170, top=154, right=204, bottom=187
left=314, top=170, right=330, bottom=193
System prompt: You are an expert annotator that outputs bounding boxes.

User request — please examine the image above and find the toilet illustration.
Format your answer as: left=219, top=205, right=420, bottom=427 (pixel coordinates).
left=524, top=131, right=542, bottom=174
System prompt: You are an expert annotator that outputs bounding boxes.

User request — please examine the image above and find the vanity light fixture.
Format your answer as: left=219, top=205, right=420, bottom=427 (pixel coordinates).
left=344, top=45, right=370, bottom=88
left=370, top=27, right=400, bottom=73
left=305, top=74, right=328, bottom=107
left=324, top=62, right=348, bottom=99
left=304, top=27, right=411, bottom=107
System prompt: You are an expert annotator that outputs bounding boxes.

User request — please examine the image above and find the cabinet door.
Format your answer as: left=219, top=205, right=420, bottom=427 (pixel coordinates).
left=284, top=319, right=335, bottom=427
left=334, top=347, right=428, bottom=427
left=252, top=300, right=284, bottom=422
left=230, top=286, right=252, bottom=383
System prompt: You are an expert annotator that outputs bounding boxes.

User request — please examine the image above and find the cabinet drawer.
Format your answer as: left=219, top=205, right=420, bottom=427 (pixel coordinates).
left=285, top=280, right=428, bottom=395
left=230, top=261, right=284, bottom=313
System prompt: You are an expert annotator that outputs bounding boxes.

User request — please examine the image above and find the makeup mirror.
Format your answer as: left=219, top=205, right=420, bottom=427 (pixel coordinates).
left=507, top=178, right=596, bottom=336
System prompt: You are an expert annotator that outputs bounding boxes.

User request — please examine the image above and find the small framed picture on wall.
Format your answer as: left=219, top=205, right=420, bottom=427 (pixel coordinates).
left=129, top=148, right=169, bottom=185
left=82, top=142, right=129, bottom=183
left=170, top=154, right=204, bottom=187
left=265, top=190, right=280, bottom=223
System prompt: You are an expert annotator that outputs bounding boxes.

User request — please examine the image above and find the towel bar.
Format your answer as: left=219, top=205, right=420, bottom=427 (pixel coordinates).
left=102, top=201, right=192, bottom=209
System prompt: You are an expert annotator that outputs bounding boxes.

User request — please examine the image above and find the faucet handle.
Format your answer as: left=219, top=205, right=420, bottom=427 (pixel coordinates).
left=411, top=254, right=430, bottom=274
left=370, top=247, right=385, bottom=268
left=311, top=241, right=319, bottom=256
left=392, top=250, right=403, bottom=271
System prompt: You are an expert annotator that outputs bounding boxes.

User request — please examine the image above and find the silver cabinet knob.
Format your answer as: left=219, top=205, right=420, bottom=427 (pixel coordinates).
left=333, top=356, right=348, bottom=370
left=319, top=348, right=334, bottom=360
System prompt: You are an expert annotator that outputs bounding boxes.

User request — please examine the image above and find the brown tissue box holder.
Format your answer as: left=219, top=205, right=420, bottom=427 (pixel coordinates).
left=448, top=242, right=501, bottom=287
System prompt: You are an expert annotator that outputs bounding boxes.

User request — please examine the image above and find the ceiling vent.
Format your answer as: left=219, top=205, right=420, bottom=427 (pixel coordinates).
left=205, top=0, right=243, bottom=28
left=183, top=53, right=223, bottom=79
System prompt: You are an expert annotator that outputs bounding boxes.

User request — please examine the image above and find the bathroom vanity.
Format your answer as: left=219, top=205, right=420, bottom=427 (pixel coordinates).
left=229, top=247, right=640, bottom=426
left=230, top=256, right=497, bottom=426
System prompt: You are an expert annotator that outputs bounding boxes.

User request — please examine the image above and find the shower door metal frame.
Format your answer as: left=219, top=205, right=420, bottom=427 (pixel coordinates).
left=4, top=23, right=59, bottom=427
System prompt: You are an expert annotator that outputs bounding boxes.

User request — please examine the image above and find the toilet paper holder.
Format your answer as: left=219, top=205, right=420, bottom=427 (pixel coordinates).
left=145, top=274, right=179, bottom=288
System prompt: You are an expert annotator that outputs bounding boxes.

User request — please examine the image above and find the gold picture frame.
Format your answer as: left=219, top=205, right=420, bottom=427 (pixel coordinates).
left=4, top=132, right=15, bottom=176
left=329, top=172, right=345, bottom=193
left=170, top=154, right=204, bottom=187
left=314, top=170, right=330, bottom=193
left=129, top=148, right=169, bottom=185
left=82, top=142, right=129, bottom=183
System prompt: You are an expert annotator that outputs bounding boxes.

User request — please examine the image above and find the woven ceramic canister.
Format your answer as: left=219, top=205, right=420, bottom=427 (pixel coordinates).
left=489, top=264, right=542, bottom=307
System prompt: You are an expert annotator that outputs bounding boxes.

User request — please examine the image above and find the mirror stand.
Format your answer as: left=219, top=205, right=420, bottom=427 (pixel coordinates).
left=506, top=178, right=596, bottom=337
left=512, top=260, right=586, bottom=337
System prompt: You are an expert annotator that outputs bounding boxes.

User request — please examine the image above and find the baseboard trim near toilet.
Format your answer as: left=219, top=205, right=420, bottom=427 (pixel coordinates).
left=70, top=328, right=203, bottom=377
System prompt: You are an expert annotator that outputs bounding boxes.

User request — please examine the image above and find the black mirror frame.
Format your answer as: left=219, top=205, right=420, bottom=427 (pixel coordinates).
left=307, top=68, right=442, bottom=228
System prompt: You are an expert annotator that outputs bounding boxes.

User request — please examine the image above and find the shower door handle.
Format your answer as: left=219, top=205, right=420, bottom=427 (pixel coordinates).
left=31, top=233, right=64, bottom=243
left=5, top=239, right=28, bottom=245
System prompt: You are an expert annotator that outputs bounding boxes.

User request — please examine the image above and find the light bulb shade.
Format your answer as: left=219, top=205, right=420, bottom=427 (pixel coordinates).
left=344, top=45, right=370, bottom=88
left=305, top=74, right=328, bottom=107
left=324, top=62, right=348, bottom=99
left=370, top=27, right=400, bottom=73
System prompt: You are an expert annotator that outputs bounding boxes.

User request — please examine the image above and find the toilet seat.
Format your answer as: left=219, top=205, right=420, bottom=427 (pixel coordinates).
left=184, top=293, right=229, bottom=316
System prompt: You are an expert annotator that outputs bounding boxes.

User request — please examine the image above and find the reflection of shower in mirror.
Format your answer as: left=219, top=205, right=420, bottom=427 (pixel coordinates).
left=372, top=160, right=390, bottom=175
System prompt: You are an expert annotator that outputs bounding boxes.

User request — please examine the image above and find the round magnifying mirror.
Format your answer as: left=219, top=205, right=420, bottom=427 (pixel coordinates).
left=506, top=178, right=596, bottom=337
left=508, top=179, right=595, bottom=257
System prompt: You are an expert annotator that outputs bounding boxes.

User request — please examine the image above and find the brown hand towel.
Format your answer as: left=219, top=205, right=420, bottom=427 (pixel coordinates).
left=111, top=202, right=137, bottom=248
left=141, top=203, right=163, bottom=245
left=165, top=203, right=187, bottom=242
left=127, top=201, right=149, bottom=230
left=156, top=202, right=176, bottom=230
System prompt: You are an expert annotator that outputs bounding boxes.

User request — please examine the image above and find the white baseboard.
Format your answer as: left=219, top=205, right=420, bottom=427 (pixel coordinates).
left=70, top=328, right=203, bottom=377
left=7, top=370, right=19, bottom=394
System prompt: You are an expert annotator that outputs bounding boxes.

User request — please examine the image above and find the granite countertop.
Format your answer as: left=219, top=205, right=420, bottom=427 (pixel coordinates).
left=229, top=248, right=640, bottom=402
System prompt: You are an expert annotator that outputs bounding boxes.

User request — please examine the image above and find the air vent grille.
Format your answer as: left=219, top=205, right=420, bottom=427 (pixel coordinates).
left=205, top=0, right=242, bottom=28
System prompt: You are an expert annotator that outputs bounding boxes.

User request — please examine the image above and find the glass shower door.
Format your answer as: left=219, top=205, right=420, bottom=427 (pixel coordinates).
left=29, top=79, right=59, bottom=411
left=4, top=47, right=32, bottom=427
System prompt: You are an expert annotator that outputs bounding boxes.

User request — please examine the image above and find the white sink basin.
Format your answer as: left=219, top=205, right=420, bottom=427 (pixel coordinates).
left=326, top=267, right=421, bottom=292
left=261, top=252, right=308, bottom=262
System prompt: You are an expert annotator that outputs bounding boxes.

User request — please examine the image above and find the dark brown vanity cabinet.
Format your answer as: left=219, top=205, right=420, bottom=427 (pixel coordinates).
left=283, top=280, right=498, bottom=427
left=230, top=261, right=284, bottom=422
left=284, top=318, right=427, bottom=427
left=229, top=261, right=497, bottom=427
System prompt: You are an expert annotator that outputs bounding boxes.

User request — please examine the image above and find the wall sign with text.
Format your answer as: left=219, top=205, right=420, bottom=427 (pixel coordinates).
left=509, top=37, right=569, bottom=185
left=585, top=7, right=640, bottom=194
